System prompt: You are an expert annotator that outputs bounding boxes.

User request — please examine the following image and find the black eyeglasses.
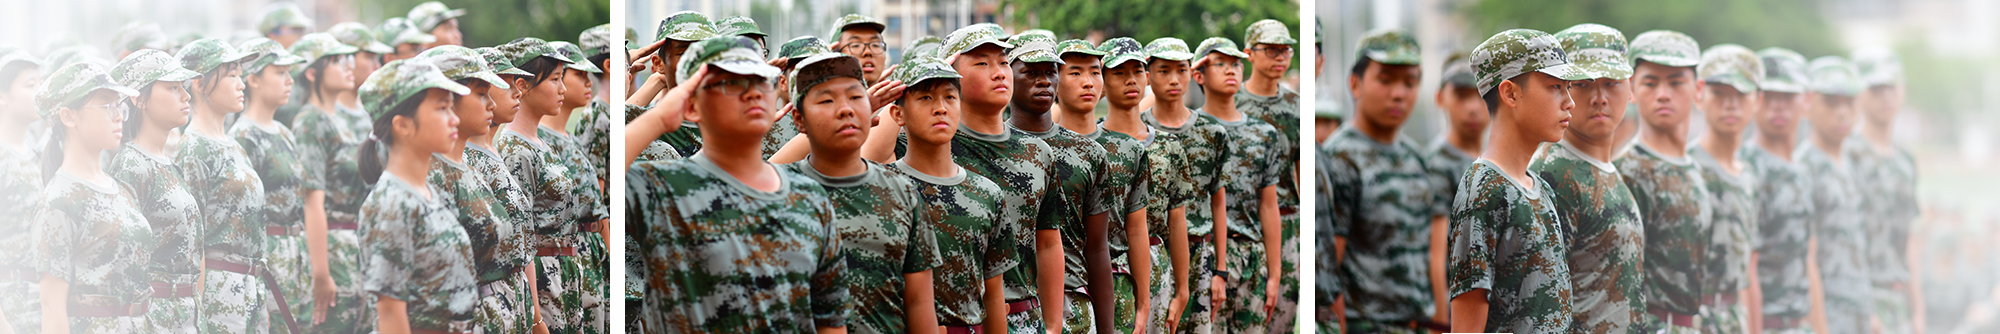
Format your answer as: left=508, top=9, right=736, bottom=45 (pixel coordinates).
left=843, top=42, right=887, bottom=53
left=1250, top=46, right=1293, bottom=58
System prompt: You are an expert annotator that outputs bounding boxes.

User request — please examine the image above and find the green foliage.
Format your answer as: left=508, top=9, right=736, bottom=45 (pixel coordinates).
left=998, top=0, right=1298, bottom=44
left=1462, top=0, right=1841, bottom=57
left=357, top=0, right=610, bottom=48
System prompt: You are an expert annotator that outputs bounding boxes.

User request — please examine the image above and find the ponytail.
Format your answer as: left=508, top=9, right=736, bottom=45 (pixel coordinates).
left=39, top=123, right=64, bottom=184
left=357, top=93, right=428, bottom=185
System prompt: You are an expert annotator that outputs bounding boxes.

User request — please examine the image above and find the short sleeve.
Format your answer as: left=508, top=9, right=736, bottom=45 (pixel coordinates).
left=291, top=115, right=332, bottom=192
left=808, top=200, right=851, bottom=329
left=363, top=197, right=419, bottom=302
left=1261, top=127, right=1289, bottom=189
left=1446, top=171, right=1499, bottom=298
left=901, top=185, right=944, bottom=274
left=31, top=207, right=78, bottom=282
left=1126, top=151, right=1152, bottom=216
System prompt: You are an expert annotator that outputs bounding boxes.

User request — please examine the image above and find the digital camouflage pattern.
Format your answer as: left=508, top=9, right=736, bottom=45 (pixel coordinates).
left=1699, top=44, right=1764, bottom=96
left=656, top=11, right=716, bottom=43
left=715, top=16, right=766, bottom=40
left=581, top=24, right=616, bottom=59
left=1530, top=141, right=1646, bottom=334
left=1797, top=141, right=1873, bottom=334
left=360, top=175, right=478, bottom=331
left=31, top=173, right=155, bottom=333
left=175, top=131, right=272, bottom=333
left=1554, top=23, right=1634, bottom=81
left=419, top=45, right=510, bottom=89
left=379, top=17, right=437, bottom=49
left=358, top=58, right=467, bottom=120
left=1426, top=141, right=1477, bottom=215
left=1083, top=126, right=1150, bottom=270
left=257, top=2, right=313, bottom=34
left=1020, top=125, right=1110, bottom=290
left=1244, top=19, right=1297, bottom=46
left=889, top=161, right=1014, bottom=327
left=1615, top=143, right=1714, bottom=318
left=940, top=23, right=1014, bottom=61
left=463, top=144, right=542, bottom=333
left=429, top=155, right=531, bottom=285
left=1236, top=75, right=1302, bottom=332
left=238, top=37, right=306, bottom=80
left=1628, top=30, right=1701, bottom=68
left=1691, top=146, right=1757, bottom=303
left=1007, top=33, right=1063, bottom=64
left=328, top=22, right=394, bottom=55
left=1211, top=115, right=1284, bottom=241
left=553, top=131, right=611, bottom=334
left=675, top=36, right=779, bottom=85
left=1446, top=160, right=1574, bottom=334
left=1098, top=37, right=1147, bottom=70
left=35, top=62, right=140, bottom=119
left=1142, top=111, right=1230, bottom=237
left=109, top=49, right=202, bottom=91
left=638, top=140, right=685, bottom=161
left=576, top=101, right=614, bottom=179
left=107, top=144, right=201, bottom=334
left=550, top=41, right=604, bottom=74
left=1354, top=28, right=1419, bottom=66
left=950, top=123, right=1056, bottom=303
left=829, top=14, right=887, bottom=42
left=1739, top=144, right=1814, bottom=323
left=1317, top=145, right=1356, bottom=334
left=288, top=103, right=374, bottom=329
left=172, top=38, right=254, bottom=78
left=1470, top=29, right=1588, bottom=96
left=1063, top=291, right=1095, bottom=334
left=779, top=36, right=831, bottom=63
left=1850, top=47, right=1904, bottom=87
left=1759, top=48, right=1810, bottom=94
left=406, top=1, right=466, bottom=33
left=784, top=160, right=940, bottom=334
left=1843, top=139, right=1917, bottom=285
left=227, top=120, right=312, bottom=333
left=1321, top=126, right=1448, bottom=324
left=626, top=154, right=850, bottom=332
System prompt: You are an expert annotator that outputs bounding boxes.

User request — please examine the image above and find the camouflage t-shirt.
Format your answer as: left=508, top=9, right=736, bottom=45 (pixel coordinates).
left=1147, top=111, right=1232, bottom=236
left=1530, top=141, right=1645, bottom=333
left=431, top=154, right=532, bottom=283
left=784, top=159, right=943, bottom=334
left=1796, top=142, right=1872, bottom=313
left=0, top=144, right=37, bottom=276
left=360, top=174, right=477, bottom=330
left=1083, top=125, right=1151, bottom=268
left=637, top=141, right=685, bottom=162
left=1447, top=159, right=1574, bottom=334
left=1212, top=115, right=1287, bottom=241
left=1427, top=140, right=1478, bottom=216
left=658, top=121, right=703, bottom=157
left=495, top=128, right=581, bottom=244
left=1321, top=126, right=1448, bottom=321
left=32, top=172, right=156, bottom=307
left=1021, top=124, right=1110, bottom=289
left=1842, top=138, right=1917, bottom=285
left=573, top=101, right=613, bottom=175
left=627, top=154, right=849, bottom=332
left=175, top=131, right=269, bottom=260
left=229, top=121, right=308, bottom=227
left=1690, top=146, right=1757, bottom=296
left=1235, top=86, right=1300, bottom=211
left=1740, top=144, right=1814, bottom=319
left=951, top=124, right=1056, bottom=301
left=543, top=126, right=609, bottom=225
left=292, top=105, right=369, bottom=223
left=762, top=114, right=799, bottom=160
left=1316, top=146, right=1357, bottom=306
left=891, top=160, right=1017, bottom=327
left=1616, top=143, right=1713, bottom=315
left=107, top=144, right=202, bottom=284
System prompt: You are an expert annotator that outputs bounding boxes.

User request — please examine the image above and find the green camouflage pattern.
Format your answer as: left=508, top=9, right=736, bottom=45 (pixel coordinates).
left=1470, top=29, right=1587, bottom=96
left=782, top=160, right=940, bottom=333
left=34, top=62, right=138, bottom=119
left=1082, top=126, right=1150, bottom=267
left=406, top=1, right=467, bottom=33
left=1691, top=146, right=1758, bottom=301
left=1441, top=52, right=1477, bottom=87
left=1212, top=115, right=1285, bottom=240
left=940, top=23, right=1014, bottom=61
left=291, top=103, right=368, bottom=233
left=950, top=124, right=1056, bottom=302
left=1845, top=136, right=1919, bottom=286
left=1024, top=125, right=1111, bottom=290
left=329, top=22, right=394, bottom=54
left=1616, top=143, right=1714, bottom=315
left=1056, top=39, right=1105, bottom=57
left=716, top=16, right=767, bottom=38
left=1629, top=30, right=1701, bottom=67
left=419, top=45, right=511, bottom=89
left=1738, top=144, right=1814, bottom=322
left=496, top=38, right=573, bottom=73
left=110, top=49, right=201, bottom=90
left=581, top=24, right=615, bottom=58
left=676, top=36, right=781, bottom=85
left=360, top=174, right=478, bottom=330
left=1758, top=48, right=1810, bottom=94
left=1063, top=292, right=1096, bottom=334
left=1317, top=145, right=1355, bottom=306
left=1194, top=37, right=1247, bottom=60
left=1808, top=56, right=1862, bottom=96
left=1007, top=32, right=1063, bottom=64
left=1223, top=238, right=1270, bottom=333
left=888, top=55, right=960, bottom=85
left=201, top=268, right=268, bottom=333
left=430, top=155, right=532, bottom=284
left=1006, top=303, right=1047, bottom=332
left=904, top=36, right=944, bottom=63
left=788, top=52, right=864, bottom=105
left=238, top=37, right=307, bottom=79
left=1871, top=287, right=1913, bottom=334
left=1554, top=23, right=1633, bottom=81
left=173, top=38, right=255, bottom=77
left=1796, top=141, right=1873, bottom=334
left=475, top=273, right=537, bottom=334
left=379, top=17, right=437, bottom=47
left=1531, top=141, right=1646, bottom=334
left=1143, top=111, right=1230, bottom=236
left=1446, top=160, right=1574, bottom=334
left=829, top=14, right=887, bottom=41
left=1111, top=272, right=1141, bottom=333
left=1850, top=47, right=1902, bottom=87
left=1321, top=126, right=1448, bottom=323
left=359, top=58, right=469, bottom=120
left=41, top=45, right=102, bottom=74
left=655, top=123, right=703, bottom=159
left=257, top=2, right=313, bottom=34
left=477, top=46, right=533, bottom=76
left=626, top=154, right=850, bottom=332
left=494, top=127, right=591, bottom=331
left=1698, top=302, right=1750, bottom=334
left=174, top=131, right=268, bottom=261
left=575, top=101, right=614, bottom=180
left=1144, top=37, right=1194, bottom=61
left=1426, top=140, right=1477, bottom=215
left=543, top=127, right=611, bottom=334
left=550, top=41, right=605, bottom=74
left=657, top=11, right=716, bottom=42
left=1699, top=44, right=1764, bottom=94
left=779, top=36, right=831, bottom=62
left=1234, top=89, right=1305, bottom=329
left=1098, top=37, right=1147, bottom=69
left=638, top=139, right=685, bottom=161
left=1145, top=242, right=1176, bottom=332
left=31, top=173, right=155, bottom=332
left=1245, top=19, right=1297, bottom=46
left=465, top=144, right=543, bottom=333
left=1355, top=28, right=1419, bottom=65
left=226, top=120, right=313, bottom=334
left=107, top=145, right=203, bottom=286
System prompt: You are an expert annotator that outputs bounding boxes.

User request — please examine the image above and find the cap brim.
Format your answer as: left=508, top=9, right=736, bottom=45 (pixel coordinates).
left=709, top=60, right=783, bottom=80
left=1362, top=50, right=1419, bottom=65
left=1635, top=55, right=1699, bottom=68
left=567, top=62, right=604, bottom=74
left=157, top=68, right=203, bottom=82
left=1209, top=49, right=1247, bottom=59
left=952, top=40, right=1015, bottom=60
left=1761, top=81, right=1804, bottom=93
left=363, top=42, right=394, bottom=54
left=1534, top=62, right=1592, bottom=81
left=498, top=67, right=532, bottom=76
left=273, top=54, right=308, bottom=66
left=473, top=71, right=511, bottom=90
left=415, top=70, right=473, bottom=96
left=1253, top=37, right=1300, bottom=45
left=1104, top=55, right=1147, bottom=69
left=1150, top=51, right=1195, bottom=61
left=1705, top=77, right=1758, bottom=94
left=96, top=84, right=141, bottom=98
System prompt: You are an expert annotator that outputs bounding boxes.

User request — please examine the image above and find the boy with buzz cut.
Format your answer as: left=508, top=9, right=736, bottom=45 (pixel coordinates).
left=1191, top=36, right=1286, bottom=334
left=1619, top=29, right=1713, bottom=334
left=1053, top=38, right=1138, bottom=332
left=1004, top=30, right=1117, bottom=334
left=633, top=11, right=720, bottom=158
left=887, top=55, right=1017, bottom=334
left=1233, top=24, right=1304, bottom=329
left=1744, top=47, right=1817, bottom=334
left=1324, top=28, right=1449, bottom=334
left=1447, top=28, right=1583, bottom=334
left=1531, top=23, right=1646, bottom=334
left=1429, top=51, right=1489, bottom=205
left=1799, top=56, right=1871, bottom=334
left=937, top=23, right=1067, bottom=334
left=831, top=14, right=891, bottom=84
left=1689, top=44, right=1764, bottom=334
left=1846, top=47, right=1920, bottom=334
left=782, top=50, right=947, bottom=334
left=1092, top=36, right=1169, bottom=334
left=1138, top=36, right=1232, bottom=334
left=623, top=35, right=850, bottom=333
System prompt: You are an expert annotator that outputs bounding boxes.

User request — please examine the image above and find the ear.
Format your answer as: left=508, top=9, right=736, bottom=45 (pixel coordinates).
left=887, top=104, right=905, bottom=127
left=681, top=95, right=703, bottom=124
left=58, top=107, right=80, bottom=128
left=511, top=77, right=530, bottom=92
left=1348, top=72, right=1361, bottom=96
left=1434, top=85, right=1447, bottom=105
left=392, top=114, right=418, bottom=139
left=1499, top=79, right=1522, bottom=111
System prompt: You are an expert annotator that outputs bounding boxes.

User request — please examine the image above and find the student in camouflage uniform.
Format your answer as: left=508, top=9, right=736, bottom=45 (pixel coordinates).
left=1846, top=47, right=1920, bottom=334
left=1690, top=44, right=1765, bottom=334
left=473, top=45, right=551, bottom=334
left=1744, top=46, right=1817, bottom=334
left=1054, top=38, right=1153, bottom=333
left=258, top=2, right=314, bottom=125
left=1799, top=56, right=1872, bottom=334
left=1619, top=30, right=1714, bottom=334
left=1447, top=28, right=1583, bottom=334
left=416, top=45, right=539, bottom=334
left=284, top=33, right=370, bottom=334
left=1132, top=36, right=1231, bottom=334
left=1532, top=23, right=1646, bottom=334
left=1323, top=28, right=1449, bottom=334
left=232, top=37, right=314, bottom=334
left=1005, top=31, right=1114, bottom=334
left=174, top=38, right=274, bottom=334
left=884, top=55, right=1013, bottom=334
left=709, top=17, right=795, bottom=160
left=1190, top=36, right=1286, bottom=334
left=327, top=22, right=392, bottom=122
left=107, top=48, right=204, bottom=334
left=30, top=62, right=155, bottom=334
left=574, top=24, right=618, bottom=182
left=351, top=58, right=479, bottom=334
left=643, top=12, right=719, bottom=157
left=543, top=40, right=611, bottom=334
left=832, top=14, right=890, bottom=85
left=490, top=38, right=590, bottom=334
left=1091, top=36, right=1163, bottom=334
left=378, top=18, right=431, bottom=65
left=784, top=50, right=946, bottom=334
left=0, top=48, right=42, bottom=334
left=766, top=36, right=845, bottom=164
left=624, top=35, right=851, bottom=333
left=408, top=1, right=467, bottom=49
left=1234, top=24, right=1304, bottom=331
left=1426, top=52, right=1486, bottom=213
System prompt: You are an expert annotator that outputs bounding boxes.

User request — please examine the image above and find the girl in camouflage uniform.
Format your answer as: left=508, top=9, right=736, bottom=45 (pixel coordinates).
left=287, top=33, right=369, bottom=334
left=107, top=48, right=204, bottom=334
left=0, top=48, right=45, bottom=334
left=31, top=62, right=153, bottom=334
left=416, top=45, right=538, bottom=334
left=352, top=58, right=478, bottom=334
left=548, top=41, right=610, bottom=334
left=174, top=38, right=272, bottom=334
left=234, top=37, right=314, bottom=334
left=492, top=38, right=592, bottom=334
left=475, top=46, right=551, bottom=333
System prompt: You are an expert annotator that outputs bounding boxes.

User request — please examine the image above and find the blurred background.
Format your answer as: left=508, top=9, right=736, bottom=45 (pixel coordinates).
left=1321, top=0, right=2000, bottom=332
left=0, top=0, right=609, bottom=56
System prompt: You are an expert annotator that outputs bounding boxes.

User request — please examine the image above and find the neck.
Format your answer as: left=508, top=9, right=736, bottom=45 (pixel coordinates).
left=1006, top=105, right=1054, bottom=132
left=59, top=139, right=105, bottom=180
left=540, top=106, right=570, bottom=133
left=468, top=126, right=498, bottom=150
left=704, top=139, right=771, bottom=183
left=806, top=148, right=868, bottom=178
left=1639, top=122, right=1689, bottom=158
left=133, top=121, right=173, bottom=155
left=386, top=145, right=434, bottom=199
left=246, top=97, right=281, bottom=125
left=902, top=137, right=956, bottom=177
left=1355, top=114, right=1398, bottom=144
left=962, top=103, right=1008, bottom=135
left=1864, top=123, right=1894, bottom=147
left=1057, top=105, right=1098, bottom=135
left=1450, top=129, right=1484, bottom=158
left=0, top=116, right=26, bottom=148
left=188, top=102, right=231, bottom=137
left=1104, top=102, right=1145, bottom=139
left=1246, top=75, right=1280, bottom=96
left=1814, top=133, right=1844, bottom=160
left=337, top=91, right=359, bottom=108
left=1151, top=99, right=1191, bottom=126
left=1757, top=130, right=1797, bottom=162
left=508, top=113, right=543, bottom=142
left=1701, top=129, right=1742, bottom=170
left=1481, top=119, right=1542, bottom=186
left=1204, top=92, right=1241, bottom=121
left=444, top=137, right=467, bottom=163
left=308, top=92, right=339, bottom=117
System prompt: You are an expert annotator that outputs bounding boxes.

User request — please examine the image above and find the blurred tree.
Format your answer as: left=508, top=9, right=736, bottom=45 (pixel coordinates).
left=1462, top=0, right=1842, bottom=57
left=999, top=0, right=1297, bottom=45
left=358, top=0, right=610, bottom=48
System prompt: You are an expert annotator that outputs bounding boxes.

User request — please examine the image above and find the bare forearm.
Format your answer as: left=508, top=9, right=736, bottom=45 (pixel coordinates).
left=378, top=296, right=410, bottom=334
left=1430, top=215, right=1449, bottom=318
left=985, top=276, right=1008, bottom=334
left=1127, top=209, right=1153, bottom=332
left=904, top=271, right=939, bottom=334
left=859, top=118, right=901, bottom=163
left=1449, top=291, right=1489, bottom=333
left=1036, top=229, right=1064, bottom=333
left=1808, top=237, right=1829, bottom=334
left=769, top=134, right=811, bottom=164
left=40, top=276, right=66, bottom=334
left=1084, top=212, right=1116, bottom=330
left=307, top=191, right=330, bottom=277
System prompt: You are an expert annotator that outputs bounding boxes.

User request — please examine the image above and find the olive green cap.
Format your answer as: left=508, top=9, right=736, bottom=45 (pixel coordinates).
left=378, top=17, right=437, bottom=47
left=677, top=36, right=783, bottom=85
left=1851, top=47, right=1903, bottom=87
left=580, top=24, right=616, bottom=59
left=35, top=62, right=138, bottom=119
left=238, top=37, right=307, bottom=77
left=940, top=23, right=1014, bottom=61
left=1470, top=29, right=1588, bottom=96
left=110, top=49, right=200, bottom=95
left=257, top=2, right=314, bottom=34
left=549, top=41, right=604, bottom=74
left=1628, top=30, right=1700, bottom=67
left=1145, top=37, right=1194, bottom=61
left=1355, top=28, right=1419, bottom=65
left=1698, top=44, right=1763, bottom=94
left=1098, top=37, right=1147, bottom=69
left=1807, top=56, right=1862, bottom=96
left=716, top=16, right=767, bottom=38
left=419, top=45, right=509, bottom=89
left=1194, top=37, right=1247, bottom=59
left=475, top=47, right=532, bottom=77
left=829, top=14, right=887, bottom=41
left=1005, top=32, right=1062, bottom=64
left=657, top=11, right=716, bottom=42
left=1554, top=23, right=1632, bottom=80
left=174, top=38, right=255, bottom=75
left=328, top=22, right=394, bottom=54
left=1244, top=19, right=1297, bottom=45
left=1440, top=51, right=1475, bottom=88
left=359, top=58, right=469, bottom=120
left=406, top=1, right=467, bottom=33
left=1757, top=47, right=1809, bottom=93
left=287, top=33, right=359, bottom=76
left=889, top=56, right=961, bottom=87
left=1055, top=39, right=1105, bottom=58
left=495, top=37, right=574, bottom=70
left=788, top=52, right=864, bottom=104
left=779, top=36, right=832, bottom=62
left=902, top=36, right=944, bottom=63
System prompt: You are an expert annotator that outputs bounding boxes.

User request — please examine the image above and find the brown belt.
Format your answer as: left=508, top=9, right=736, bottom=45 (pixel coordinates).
left=1149, top=236, right=1164, bottom=246
left=150, top=282, right=196, bottom=298
left=266, top=226, right=301, bottom=236
left=1764, top=316, right=1804, bottom=330
left=581, top=221, right=605, bottom=233
left=1007, top=298, right=1039, bottom=314
left=327, top=222, right=359, bottom=230
left=206, top=257, right=304, bottom=334
left=68, top=301, right=148, bottom=317
left=1704, top=292, right=1739, bottom=306
left=1648, top=308, right=1696, bottom=328
left=537, top=247, right=577, bottom=257
left=412, top=329, right=472, bottom=334
left=944, top=325, right=983, bottom=334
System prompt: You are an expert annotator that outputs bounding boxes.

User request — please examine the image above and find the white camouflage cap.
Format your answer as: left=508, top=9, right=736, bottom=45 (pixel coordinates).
left=1628, top=30, right=1700, bottom=67
left=1698, top=44, right=1763, bottom=94
left=1470, top=29, right=1588, bottom=96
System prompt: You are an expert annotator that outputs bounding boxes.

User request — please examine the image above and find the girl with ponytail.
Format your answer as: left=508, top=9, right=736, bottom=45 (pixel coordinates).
left=285, top=33, right=370, bottom=330
left=352, top=57, right=476, bottom=334
left=105, top=48, right=204, bottom=334
left=228, top=37, right=316, bottom=334
left=472, top=46, right=553, bottom=334
left=491, top=38, right=597, bottom=334
left=0, top=48, right=45, bottom=333
left=30, top=61, right=155, bottom=334
left=170, top=38, right=272, bottom=333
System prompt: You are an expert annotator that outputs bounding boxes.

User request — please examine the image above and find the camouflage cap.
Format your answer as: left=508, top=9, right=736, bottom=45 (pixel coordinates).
left=495, top=38, right=574, bottom=70
left=257, top=2, right=314, bottom=34
left=1017, top=29, right=1055, bottom=40
left=677, top=36, right=783, bottom=84
left=1554, top=23, right=1632, bottom=80
left=1440, top=51, right=1475, bottom=88
left=35, top=62, right=138, bottom=119
left=328, top=22, right=394, bottom=54
left=1850, top=47, right=1902, bottom=87
left=658, top=11, right=718, bottom=42
left=407, top=1, right=467, bottom=33
left=475, top=47, right=532, bottom=76
left=359, top=58, right=469, bottom=120
left=940, top=23, right=1014, bottom=61
left=1757, top=47, right=1809, bottom=93
left=1698, top=44, right=1763, bottom=94
left=1098, top=37, right=1147, bottom=69
left=829, top=14, right=887, bottom=41
left=110, top=49, right=201, bottom=92
left=419, top=45, right=510, bottom=89
left=1055, top=39, right=1105, bottom=58
left=1470, top=29, right=1588, bottom=96
left=580, top=24, right=616, bottom=59
left=1628, top=30, right=1700, bottom=67
left=1145, top=37, right=1195, bottom=61
left=174, top=38, right=255, bottom=75
left=624, top=26, right=642, bottom=49
left=1316, top=99, right=1344, bottom=119
left=902, top=36, right=944, bottom=63
left=1006, top=32, right=1062, bottom=64
left=549, top=41, right=604, bottom=74
left=0, top=47, right=40, bottom=71
left=889, top=56, right=961, bottom=87
left=237, top=37, right=307, bottom=77
left=1245, top=19, right=1297, bottom=46
left=288, top=33, right=359, bottom=76
left=378, top=17, right=437, bottom=47
left=43, top=45, right=104, bottom=73
left=716, top=16, right=767, bottom=38
left=1354, top=28, right=1419, bottom=65
left=779, top=36, right=831, bottom=62
left=112, top=22, right=172, bottom=54
left=1806, top=56, right=1862, bottom=97
left=788, top=52, right=864, bottom=103
left=1195, top=37, right=1248, bottom=60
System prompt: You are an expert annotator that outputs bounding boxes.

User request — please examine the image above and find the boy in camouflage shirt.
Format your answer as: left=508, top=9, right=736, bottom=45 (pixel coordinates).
left=1847, top=47, right=1921, bottom=334
left=1426, top=52, right=1487, bottom=210
left=1236, top=21, right=1304, bottom=332
left=1619, top=30, right=1714, bottom=334
left=887, top=55, right=1016, bottom=334
left=1745, top=47, right=1817, bottom=334
left=1005, top=31, right=1116, bottom=334
left=1092, top=37, right=1165, bottom=333
left=1800, top=56, right=1872, bottom=334
left=1532, top=23, right=1646, bottom=334
left=1190, top=36, right=1286, bottom=333
left=1056, top=38, right=1156, bottom=333
left=642, top=11, right=718, bottom=156
left=1690, top=44, right=1765, bottom=334
left=1447, top=28, right=1584, bottom=334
